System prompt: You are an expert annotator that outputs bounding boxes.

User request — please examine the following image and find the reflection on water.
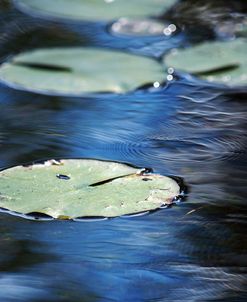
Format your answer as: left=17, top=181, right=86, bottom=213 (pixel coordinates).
left=0, top=0, right=247, bottom=301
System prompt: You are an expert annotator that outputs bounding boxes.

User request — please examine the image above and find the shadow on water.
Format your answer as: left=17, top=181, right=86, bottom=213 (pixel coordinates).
left=0, top=0, right=247, bottom=301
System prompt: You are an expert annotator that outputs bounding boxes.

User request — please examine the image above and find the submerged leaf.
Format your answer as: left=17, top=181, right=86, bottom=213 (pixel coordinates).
left=164, top=38, right=247, bottom=85
left=0, top=47, right=164, bottom=95
left=111, top=18, right=175, bottom=37
left=0, top=159, right=180, bottom=219
left=14, top=0, right=177, bottom=21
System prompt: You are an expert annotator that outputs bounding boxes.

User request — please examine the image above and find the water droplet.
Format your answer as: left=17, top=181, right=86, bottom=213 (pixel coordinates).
left=56, top=174, right=70, bottom=180
left=142, top=178, right=152, bottom=181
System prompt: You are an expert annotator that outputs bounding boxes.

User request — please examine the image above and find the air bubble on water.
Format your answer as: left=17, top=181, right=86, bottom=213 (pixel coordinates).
left=167, top=74, right=173, bottom=81
left=168, top=67, right=174, bottom=74
left=153, top=81, right=160, bottom=88
left=163, top=27, right=172, bottom=36
left=168, top=24, right=177, bottom=32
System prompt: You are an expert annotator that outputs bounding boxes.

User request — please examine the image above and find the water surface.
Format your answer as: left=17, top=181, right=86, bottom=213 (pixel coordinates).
left=0, top=1, right=247, bottom=301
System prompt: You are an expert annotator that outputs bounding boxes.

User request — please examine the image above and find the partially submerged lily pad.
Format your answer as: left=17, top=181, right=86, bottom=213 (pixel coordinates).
left=0, top=159, right=180, bottom=219
left=14, top=0, right=177, bottom=22
left=0, top=47, right=165, bottom=95
left=164, top=38, right=247, bottom=86
left=110, top=18, right=176, bottom=37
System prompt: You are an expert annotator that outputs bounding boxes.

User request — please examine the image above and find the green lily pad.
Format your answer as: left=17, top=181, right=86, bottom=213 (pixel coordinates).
left=0, top=159, right=180, bottom=219
left=164, top=38, right=247, bottom=86
left=14, top=0, right=177, bottom=22
left=0, top=47, right=165, bottom=95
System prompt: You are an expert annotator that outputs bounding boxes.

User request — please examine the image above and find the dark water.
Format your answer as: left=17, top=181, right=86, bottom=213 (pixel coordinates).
left=0, top=1, right=247, bottom=301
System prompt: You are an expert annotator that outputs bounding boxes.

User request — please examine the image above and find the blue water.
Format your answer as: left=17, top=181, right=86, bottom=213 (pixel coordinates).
left=0, top=1, right=247, bottom=301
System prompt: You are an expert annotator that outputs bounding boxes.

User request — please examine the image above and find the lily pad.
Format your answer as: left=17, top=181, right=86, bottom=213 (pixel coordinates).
left=0, top=159, right=180, bottom=219
left=0, top=47, right=165, bottom=95
left=164, top=38, right=247, bottom=86
left=14, top=0, right=177, bottom=22
left=111, top=18, right=177, bottom=37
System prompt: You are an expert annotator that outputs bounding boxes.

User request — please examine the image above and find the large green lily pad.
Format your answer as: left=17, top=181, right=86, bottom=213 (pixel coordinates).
left=0, top=159, right=180, bottom=219
left=14, top=0, right=177, bottom=22
left=164, top=38, right=247, bottom=86
left=0, top=47, right=165, bottom=95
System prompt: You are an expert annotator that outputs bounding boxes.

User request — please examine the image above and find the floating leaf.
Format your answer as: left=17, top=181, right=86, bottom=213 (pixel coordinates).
left=110, top=18, right=174, bottom=37
left=0, top=159, right=180, bottom=219
left=164, top=38, right=247, bottom=86
left=0, top=47, right=164, bottom=95
left=14, top=0, right=177, bottom=22
left=111, top=18, right=163, bottom=36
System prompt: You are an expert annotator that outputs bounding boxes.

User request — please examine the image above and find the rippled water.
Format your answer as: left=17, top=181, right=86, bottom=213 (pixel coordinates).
left=0, top=1, right=247, bottom=301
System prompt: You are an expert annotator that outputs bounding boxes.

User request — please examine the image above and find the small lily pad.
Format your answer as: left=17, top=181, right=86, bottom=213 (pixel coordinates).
left=14, top=0, right=177, bottom=22
left=110, top=18, right=175, bottom=37
left=164, top=38, right=247, bottom=86
left=0, top=159, right=180, bottom=219
left=0, top=47, right=165, bottom=95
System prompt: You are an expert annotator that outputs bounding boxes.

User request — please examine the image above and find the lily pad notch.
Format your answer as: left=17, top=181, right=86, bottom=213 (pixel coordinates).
left=0, top=159, right=182, bottom=220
